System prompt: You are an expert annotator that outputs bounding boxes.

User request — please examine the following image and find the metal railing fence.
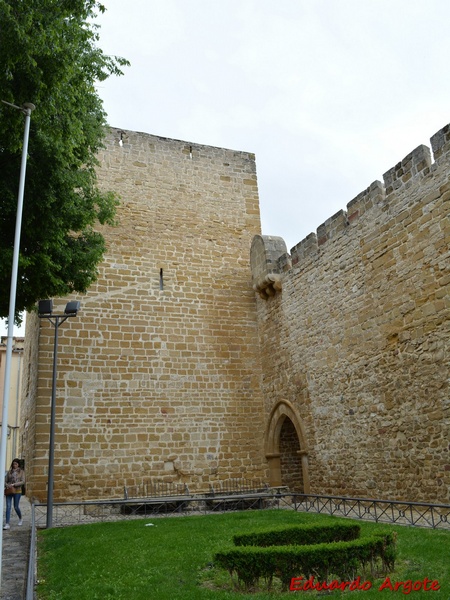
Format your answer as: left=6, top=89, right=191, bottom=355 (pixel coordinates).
left=124, top=481, right=189, bottom=500
left=290, top=492, right=450, bottom=529
left=30, top=492, right=450, bottom=530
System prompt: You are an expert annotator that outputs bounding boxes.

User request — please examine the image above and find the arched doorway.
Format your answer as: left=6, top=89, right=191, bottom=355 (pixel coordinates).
left=279, top=417, right=303, bottom=491
left=265, top=400, right=310, bottom=492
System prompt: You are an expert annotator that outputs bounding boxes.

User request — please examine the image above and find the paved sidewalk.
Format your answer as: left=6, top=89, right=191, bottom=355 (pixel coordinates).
left=0, top=496, right=31, bottom=600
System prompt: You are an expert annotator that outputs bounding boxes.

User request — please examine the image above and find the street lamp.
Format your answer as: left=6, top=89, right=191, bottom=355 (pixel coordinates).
left=0, top=100, right=35, bottom=592
left=38, top=299, right=80, bottom=528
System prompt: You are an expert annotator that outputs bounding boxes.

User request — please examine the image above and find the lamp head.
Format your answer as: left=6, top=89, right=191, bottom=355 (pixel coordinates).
left=64, top=301, right=80, bottom=316
left=38, top=299, right=53, bottom=317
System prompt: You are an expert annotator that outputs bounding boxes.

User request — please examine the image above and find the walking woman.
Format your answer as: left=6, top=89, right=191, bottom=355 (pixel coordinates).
left=3, top=459, right=25, bottom=529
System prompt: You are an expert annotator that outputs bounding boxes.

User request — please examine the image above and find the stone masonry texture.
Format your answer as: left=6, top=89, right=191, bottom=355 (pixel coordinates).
left=20, top=129, right=267, bottom=501
left=20, top=124, right=449, bottom=504
left=251, top=124, right=450, bottom=504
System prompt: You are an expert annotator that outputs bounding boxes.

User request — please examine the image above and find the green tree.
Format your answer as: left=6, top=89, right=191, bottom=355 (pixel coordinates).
left=0, top=0, right=129, bottom=321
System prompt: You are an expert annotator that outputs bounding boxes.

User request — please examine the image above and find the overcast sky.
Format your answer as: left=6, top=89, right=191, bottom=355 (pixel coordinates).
left=3, top=0, right=450, bottom=336
left=98, top=0, right=450, bottom=252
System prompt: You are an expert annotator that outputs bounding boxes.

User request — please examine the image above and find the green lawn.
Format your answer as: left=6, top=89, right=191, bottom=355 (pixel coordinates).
left=36, top=510, right=449, bottom=599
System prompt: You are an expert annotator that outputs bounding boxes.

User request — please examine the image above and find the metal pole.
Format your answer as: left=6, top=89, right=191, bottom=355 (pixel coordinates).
left=38, top=303, right=77, bottom=529
left=0, top=102, right=35, bottom=591
left=46, top=317, right=60, bottom=529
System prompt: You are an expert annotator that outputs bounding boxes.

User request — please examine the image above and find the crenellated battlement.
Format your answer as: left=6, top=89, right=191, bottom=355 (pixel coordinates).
left=346, top=180, right=385, bottom=225
left=252, top=123, right=450, bottom=279
left=316, top=209, right=348, bottom=247
left=430, top=122, right=450, bottom=160
left=383, top=144, right=431, bottom=195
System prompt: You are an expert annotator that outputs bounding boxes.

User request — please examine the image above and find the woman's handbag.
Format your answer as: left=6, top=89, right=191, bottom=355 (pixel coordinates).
left=4, top=487, right=14, bottom=496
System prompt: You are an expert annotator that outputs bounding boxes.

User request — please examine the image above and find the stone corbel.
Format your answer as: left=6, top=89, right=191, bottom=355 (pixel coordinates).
left=253, top=273, right=283, bottom=299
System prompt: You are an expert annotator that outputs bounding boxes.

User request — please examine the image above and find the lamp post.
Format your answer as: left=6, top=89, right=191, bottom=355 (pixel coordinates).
left=37, top=299, right=80, bottom=528
left=0, top=100, right=35, bottom=591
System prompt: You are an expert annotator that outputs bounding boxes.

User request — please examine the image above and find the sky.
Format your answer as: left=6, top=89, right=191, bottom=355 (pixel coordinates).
left=97, top=0, right=450, bottom=252
left=2, top=0, right=450, bottom=336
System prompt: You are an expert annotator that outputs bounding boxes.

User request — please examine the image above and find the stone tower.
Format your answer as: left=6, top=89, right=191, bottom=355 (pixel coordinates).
left=20, top=129, right=268, bottom=501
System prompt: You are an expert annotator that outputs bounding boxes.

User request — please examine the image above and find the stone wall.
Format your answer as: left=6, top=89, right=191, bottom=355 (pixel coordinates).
left=252, top=124, right=450, bottom=504
left=21, top=123, right=449, bottom=505
left=21, top=129, right=268, bottom=501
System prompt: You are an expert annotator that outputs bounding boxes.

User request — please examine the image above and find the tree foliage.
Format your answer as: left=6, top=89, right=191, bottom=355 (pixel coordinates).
left=0, top=0, right=129, bottom=320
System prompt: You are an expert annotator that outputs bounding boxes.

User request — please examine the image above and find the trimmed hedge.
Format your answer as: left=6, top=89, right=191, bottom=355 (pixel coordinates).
left=233, top=522, right=360, bottom=547
left=215, top=530, right=397, bottom=590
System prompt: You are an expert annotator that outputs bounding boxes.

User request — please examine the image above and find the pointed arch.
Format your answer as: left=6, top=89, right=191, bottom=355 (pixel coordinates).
left=264, top=400, right=310, bottom=492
